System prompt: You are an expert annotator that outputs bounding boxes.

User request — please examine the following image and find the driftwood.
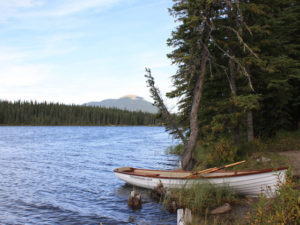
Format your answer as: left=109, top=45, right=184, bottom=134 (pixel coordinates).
left=209, top=203, right=232, bottom=214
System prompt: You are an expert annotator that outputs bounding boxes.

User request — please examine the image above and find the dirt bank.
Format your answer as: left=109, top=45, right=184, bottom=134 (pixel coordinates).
left=278, top=150, right=300, bottom=176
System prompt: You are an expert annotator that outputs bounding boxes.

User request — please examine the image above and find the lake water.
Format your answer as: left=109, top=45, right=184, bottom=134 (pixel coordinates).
left=0, top=126, right=180, bottom=225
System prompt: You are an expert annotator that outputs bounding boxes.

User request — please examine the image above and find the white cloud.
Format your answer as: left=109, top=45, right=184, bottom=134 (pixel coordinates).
left=0, top=0, right=44, bottom=8
left=0, top=0, right=124, bottom=21
left=0, top=0, right=45, bottom=21
left=51, top=0, right=121, bottom=17
left=0, top=46, right=52, bottom=88
left=0, top=31, right=80, bottom=62
left=0, top=63, right=51, bottom=87
left=0, top=47, right=30, bottom=63
left=38, top=33, right=81, bottom=58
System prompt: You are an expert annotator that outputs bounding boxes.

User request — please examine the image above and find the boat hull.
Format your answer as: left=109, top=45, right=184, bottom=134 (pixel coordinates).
left=114, top=167, right=287, bottom=197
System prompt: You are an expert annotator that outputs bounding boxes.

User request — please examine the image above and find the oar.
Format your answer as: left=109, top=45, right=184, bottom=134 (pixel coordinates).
left=187, top=160, right=246, bottom=178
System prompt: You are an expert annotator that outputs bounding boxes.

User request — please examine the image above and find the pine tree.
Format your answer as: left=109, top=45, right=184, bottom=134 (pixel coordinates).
left=166, top=0, right=259, bottom=169
left=242, top=0, right=300, bottom=136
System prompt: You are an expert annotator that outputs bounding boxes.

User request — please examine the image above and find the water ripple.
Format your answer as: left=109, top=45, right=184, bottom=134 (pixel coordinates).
left=0, top=126, right=179, bottom=224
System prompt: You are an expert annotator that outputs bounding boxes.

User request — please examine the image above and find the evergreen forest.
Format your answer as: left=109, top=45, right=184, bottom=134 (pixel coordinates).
left=150, top=1, right=300, bottom=222
left=0, top=100, right=159, bottom=126
left=147, top=0, right=300, bottom=170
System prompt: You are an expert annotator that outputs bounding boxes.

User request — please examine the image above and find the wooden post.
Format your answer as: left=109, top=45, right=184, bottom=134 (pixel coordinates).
left=128, top=191, right=142, bottom=209
left=177, top=208, right=192, bottom=225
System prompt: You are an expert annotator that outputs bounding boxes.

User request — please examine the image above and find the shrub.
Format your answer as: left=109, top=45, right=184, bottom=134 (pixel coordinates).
left=264, top=129, right=300, bottom=152
left=194, top=137, right=239, bottom=169
left=164, top=182, right=237, bottom=215
left=249, top=168, right=300, bottom=225
left=165, top=144, right=184, bottom=155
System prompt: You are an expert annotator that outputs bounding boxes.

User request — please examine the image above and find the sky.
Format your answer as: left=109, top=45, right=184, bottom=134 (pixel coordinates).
left=0, top=0, right=178, bottom=106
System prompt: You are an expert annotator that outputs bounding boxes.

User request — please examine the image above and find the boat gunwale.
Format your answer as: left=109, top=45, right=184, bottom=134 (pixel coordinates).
left=113, top=167, right=288, bottom=180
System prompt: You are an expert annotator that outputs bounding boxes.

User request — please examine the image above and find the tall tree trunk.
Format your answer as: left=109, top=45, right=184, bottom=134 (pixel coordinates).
left=182, top=49, right=208, bottom=170
left=247, top=110, right=254, bottom=141
left=229, top=60, right=237, bottom=96
left=228, top=59, right=240, bottom=144
left=181, top=2, right=213, bottom=171
left=245, top=62, right=254, bottom=142
left=227, top=3, right=240, bottom=144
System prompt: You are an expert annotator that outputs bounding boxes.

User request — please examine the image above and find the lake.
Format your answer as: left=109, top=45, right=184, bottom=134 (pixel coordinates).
left=0, top=126, right=179, bottom=225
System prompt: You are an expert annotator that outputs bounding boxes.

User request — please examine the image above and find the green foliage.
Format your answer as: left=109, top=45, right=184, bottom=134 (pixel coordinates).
left=0, top=100, right=159, bottom=126
left=166, top=0, right=219, bottom=136
left=234, top=151, right=288, bottom=171
left=231, top=95, right=260, bottom=112
left=164, top=182, right=237, bottom=215
left=165, top=144, right=184, bottom=156
left=145, top=68, right=186, bottom=143
left=194, top=138, right=239, bottom=169
left=166, top=0, right=300, bottom=144
left=238, top=129, right=300, bottom=153
left=193, top=129, right=300, bottom=171
left=263, top=129, right=300, bottom=152
left=243, top=0, right=300, bottom=136
left=249, top=169, right=300, bottom=225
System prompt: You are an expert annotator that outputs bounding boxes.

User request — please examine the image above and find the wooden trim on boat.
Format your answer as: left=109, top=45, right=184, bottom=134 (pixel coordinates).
left=113, top=167, right=288, bottom=180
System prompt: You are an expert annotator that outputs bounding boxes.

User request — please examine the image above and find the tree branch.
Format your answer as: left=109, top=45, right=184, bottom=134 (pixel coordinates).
left=145, top=68, right=187, bottom=144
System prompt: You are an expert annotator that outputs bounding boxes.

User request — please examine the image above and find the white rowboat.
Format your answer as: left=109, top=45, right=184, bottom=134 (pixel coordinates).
left=114, top=167, right=287, bottom=197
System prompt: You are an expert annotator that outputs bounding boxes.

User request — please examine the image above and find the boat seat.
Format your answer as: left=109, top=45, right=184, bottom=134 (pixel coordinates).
left=117, top=167, right=134, bottom=172
left=135, top=172, right=160, bottom=177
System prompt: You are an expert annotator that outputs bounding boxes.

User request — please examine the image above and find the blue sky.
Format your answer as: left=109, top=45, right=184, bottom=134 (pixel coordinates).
left=0, top=0, right=177, bottom=106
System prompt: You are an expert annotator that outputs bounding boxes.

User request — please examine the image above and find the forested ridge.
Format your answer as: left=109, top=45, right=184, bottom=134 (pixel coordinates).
left=0, top=100, right=160, bottom=126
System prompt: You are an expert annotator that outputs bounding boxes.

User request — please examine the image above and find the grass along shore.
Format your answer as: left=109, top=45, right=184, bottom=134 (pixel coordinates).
left=164, top=129, right=300, bottom=224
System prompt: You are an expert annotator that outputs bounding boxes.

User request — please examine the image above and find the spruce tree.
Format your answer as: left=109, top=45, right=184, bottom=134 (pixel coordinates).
left=166, top=0, right=259, bottom=169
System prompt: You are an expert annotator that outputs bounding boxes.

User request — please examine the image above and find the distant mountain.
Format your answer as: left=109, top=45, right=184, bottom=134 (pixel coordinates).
left=84, top=95, right=158, bottom=113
